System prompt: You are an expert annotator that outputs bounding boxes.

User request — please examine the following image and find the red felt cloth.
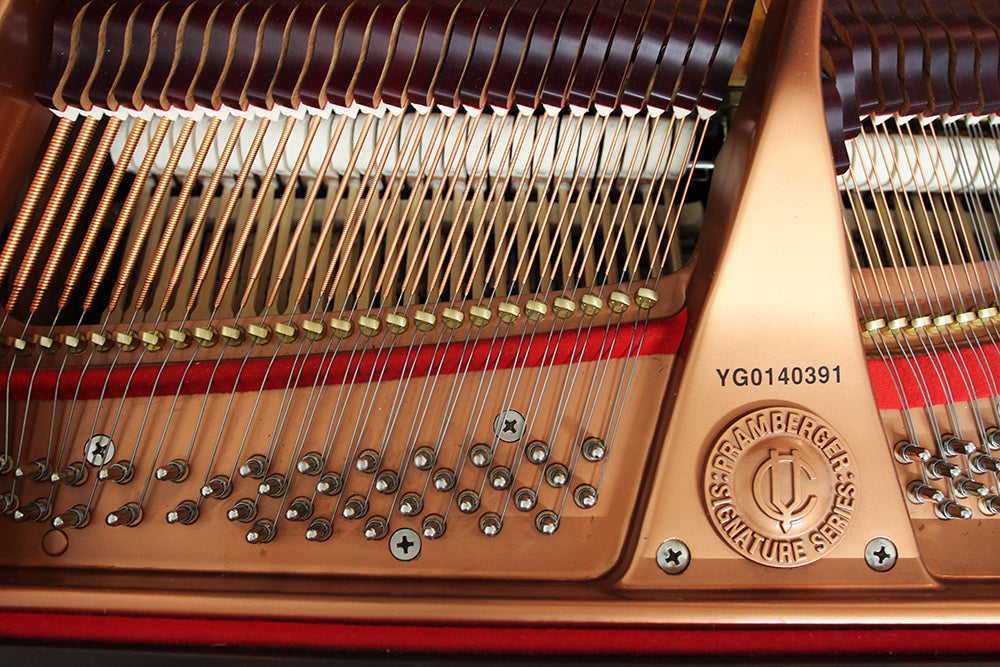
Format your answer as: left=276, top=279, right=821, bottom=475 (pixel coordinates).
left=867, top=342, right=1000, bottom=410
left=1, top=314, right=687, bottom=401
left=1, top=611, right=999, bottom=655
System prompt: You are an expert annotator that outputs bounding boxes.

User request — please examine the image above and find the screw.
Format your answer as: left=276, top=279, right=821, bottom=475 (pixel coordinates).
left=389, top=527, right=421, bottom=561
left=656, top=538, right=690, bottom=575
left=84, top=434, right=115, bottom=466
left=493, top=409, right=525, bottom=443
left=864, top=537, right=897, bottom=572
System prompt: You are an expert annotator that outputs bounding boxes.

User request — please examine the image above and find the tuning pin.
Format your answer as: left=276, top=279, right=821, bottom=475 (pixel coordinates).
left=355, top=449, right=380, bottom=473
left=942, top=435, right=976, bottom=457
left=239, top=454, right=268, bottom=479
left=363, top=515, right=388, bottom=540
left=98, top=460, right=134, bottom=484
left=986, top=428, right=1000, bottom=451
left=421, top=514, right=446, bottom=539
left=305, top=517, right=332, bottom=542
left=52, top=504, right=90, bottom=529
left=316, top=471, right=343, bottom=495
left=246, top=518, right=276, bottom=544
left=374, top=470, right=399, bottom=494
left=165, top=500, right=199, bottom=525
left=155, top=459, right=189, bottom=483
left=907, top=481, right=945, bottom=504
left=12, top=498, right=50, bottom=522
left=0, top=453, right=13, bottom=475
left=50, top=461, right=87, bottom=486
left=479, top=512, right=502, bottom=536
left=488, top=466, right=512, bottom=490
left=0, top=492, right=18, bottom=514
left=574, top=484, right=598, bottom=508
left=514, top=488, right=536, bottom=512
left=200, top=474, right=232, bottom=499
left=545, top=462, right=569, bottom=487
left=581, top=438, right=606, bottom=462
left=971, top=453, right=1000, bottom=474
left=535, top=510, right=559, bottom=535
left=469, top=444, right=492, bottom=468
left=925, top=458, right=961, bottom=480
left=457, top=490, right=480, bottom=514
left=106, top=502, right=143, bottom=527
left=953, top=477, right=989, bottom=499
left=399, top=492, right=423, bottom=516
left=412, top=447, right=435, bottom=470
left=227, top=498, right=257, bottom=523
left=296, top=452, right=324, bottom=476
left=341, top=494, right=367, bottom=519
left=981, top=495, right=1000, bottom=515
left=258, top=473, right=286, bottom=497
left=894, top=441, right=931, bottom=465
left=284, top=497, right=313, bottom=521
left=14, top=458, right=49, bottom=482
left=524, top=441, right=549, bottom=465
left=935, top=500, right=973, bottom=520
left=431, top=468, right=455, bottom=492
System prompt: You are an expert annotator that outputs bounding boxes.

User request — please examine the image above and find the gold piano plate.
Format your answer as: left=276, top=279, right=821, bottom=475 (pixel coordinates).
left=5, top=0, right=1000, bottom=637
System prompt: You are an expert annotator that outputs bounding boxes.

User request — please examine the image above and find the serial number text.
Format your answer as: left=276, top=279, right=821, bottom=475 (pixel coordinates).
left=716, top=366, right=841, bottom=387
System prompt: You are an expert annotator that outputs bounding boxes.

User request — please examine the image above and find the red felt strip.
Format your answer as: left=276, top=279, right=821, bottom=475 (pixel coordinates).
left=1, top=313, right=686, bottom=402
left=0, top=610, right=999, bottom=655
left=867, top=342, right=1000, bottom=410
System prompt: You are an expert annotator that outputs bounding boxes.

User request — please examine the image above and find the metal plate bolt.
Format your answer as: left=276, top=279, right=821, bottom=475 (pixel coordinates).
left=493, top=409, right=525, bottom=443
left=84, top=434, right=115, bottom=466
left=864, top=537, right=897, bottom=572
left=656, top=538, right=690, bottom=575
left=389, top=527, right=421, bottom=562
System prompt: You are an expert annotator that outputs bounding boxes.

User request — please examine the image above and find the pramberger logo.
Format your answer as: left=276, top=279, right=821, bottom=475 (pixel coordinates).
left=704, top=407, right=857, bottom=568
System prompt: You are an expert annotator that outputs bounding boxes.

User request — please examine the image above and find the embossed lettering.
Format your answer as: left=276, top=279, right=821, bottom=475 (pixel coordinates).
left=786, top=410, right=802, bottom=434
left=745, top=413, right=768, bottom=440
left=705, top=408, right=856, bottom=569
left=770, top=410, right=786, bottom=433
left=798, top=416, right=817, bottom=440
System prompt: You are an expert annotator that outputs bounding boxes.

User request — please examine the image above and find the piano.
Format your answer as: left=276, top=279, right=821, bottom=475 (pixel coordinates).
left=1, top=0, right=999, bottom=655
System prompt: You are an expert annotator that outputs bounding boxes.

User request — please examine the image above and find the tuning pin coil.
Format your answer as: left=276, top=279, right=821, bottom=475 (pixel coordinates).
left=246, top=518, right=276, bottom=544
left=227, top=498, right=257, bottom=523
left=296, top=451, right=324, bottom=475
left=106, top=502, right=143, bottom=527
left=239, top=454, right=268, bottom=479
left=13, top=498, right=50, bottom=522
left=479, top=512, right=502, bottom=536
left=98, top=460, right=134, bottom=484
left=166, top=500, right=199, bottom=525
left=285, top=497, right=313, bottom=521
left=305, top=517, right=333, bottom=542
left=200, top=475, right=232, bottom=499
left=258, top=473, right=286, bottom=497
left=52, top=504, right=90, bottom=529
left=14, top=458, right=49, bottom=482
left=155, top=458, right=189, bottom=483
left=514, top=488, right=536, bottom=512
left=50, top=461, right=87, bottom=486
left=364, top=515, right=388, bottom=540
left=316, top=471, right=343, bottom=495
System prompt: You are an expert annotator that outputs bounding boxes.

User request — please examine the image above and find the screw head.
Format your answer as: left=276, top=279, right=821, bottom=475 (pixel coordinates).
left=864, top=537, right=897, bottom=572
left=84, top=434, right=115, bottom=466
left=656, top=538, right=690, bottom=575
left=493, top=409, right=525, bottom=443
left=389, top=527, right=422, bottom=561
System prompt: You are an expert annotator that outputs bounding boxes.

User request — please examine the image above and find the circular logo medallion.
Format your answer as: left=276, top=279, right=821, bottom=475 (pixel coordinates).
left=704, top=407, right=857, bottom=568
